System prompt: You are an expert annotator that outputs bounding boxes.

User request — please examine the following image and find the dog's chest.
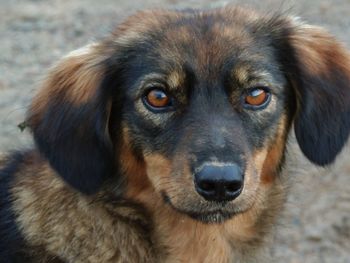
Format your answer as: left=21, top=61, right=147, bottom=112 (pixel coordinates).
left=159, top=225, right=233, bottom=263
left=151, top=207, right=262, bottom=263
left=128, top=185, right=266, bottom=263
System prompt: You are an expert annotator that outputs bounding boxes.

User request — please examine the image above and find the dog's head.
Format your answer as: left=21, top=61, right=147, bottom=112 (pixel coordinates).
left=28, top=7, right=350, bottom=223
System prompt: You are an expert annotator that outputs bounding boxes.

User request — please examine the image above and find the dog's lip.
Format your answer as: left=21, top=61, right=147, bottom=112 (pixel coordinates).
left=161, top=191, right=247, bottom=223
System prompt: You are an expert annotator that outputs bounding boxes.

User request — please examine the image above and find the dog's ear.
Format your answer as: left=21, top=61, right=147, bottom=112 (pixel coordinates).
left=27, top=45, right=118, bottom=194
left=275, top=21, right=350, bottom=165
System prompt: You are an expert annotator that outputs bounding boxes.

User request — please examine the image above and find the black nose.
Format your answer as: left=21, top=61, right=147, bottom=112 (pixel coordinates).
left=194, top=164, right=244, bottom=202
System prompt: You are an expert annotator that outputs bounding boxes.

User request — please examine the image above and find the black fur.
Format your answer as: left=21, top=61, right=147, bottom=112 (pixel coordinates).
left=0, top=152, right=30, bottom=262
left=28, top=68, right=118, bottom=195
left=293, top=61, right=350, bottom=165
left=267, top=17, right=350, bottom=165
left=1, top=8, right=350, bottom=262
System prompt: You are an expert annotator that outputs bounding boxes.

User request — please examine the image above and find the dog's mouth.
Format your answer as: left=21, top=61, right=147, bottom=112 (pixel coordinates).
left=161, top=192, right=246, bottom=224
left=185, top=210, right=237, bottom=224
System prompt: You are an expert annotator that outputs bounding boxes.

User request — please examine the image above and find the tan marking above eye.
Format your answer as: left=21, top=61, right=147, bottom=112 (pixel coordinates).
left=145, top=89, right=171, bottom=108
left=245, top=88, right=268, bottom=106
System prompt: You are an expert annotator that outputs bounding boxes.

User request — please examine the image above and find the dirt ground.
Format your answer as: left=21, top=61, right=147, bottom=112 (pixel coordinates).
left=0, top=0, right=349, bottom=262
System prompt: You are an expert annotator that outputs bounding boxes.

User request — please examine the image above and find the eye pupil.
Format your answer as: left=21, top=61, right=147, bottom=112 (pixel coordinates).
left=146, top=89, right=171, bottom=108
left=245, top=88, right=268, bottom=107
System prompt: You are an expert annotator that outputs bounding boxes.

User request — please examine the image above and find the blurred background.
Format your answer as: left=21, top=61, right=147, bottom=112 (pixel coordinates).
left=0, top=0, right=349, bottom=262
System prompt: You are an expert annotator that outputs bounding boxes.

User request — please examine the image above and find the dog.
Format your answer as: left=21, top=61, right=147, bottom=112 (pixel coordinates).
left=1, top=6, right=350, bottom=263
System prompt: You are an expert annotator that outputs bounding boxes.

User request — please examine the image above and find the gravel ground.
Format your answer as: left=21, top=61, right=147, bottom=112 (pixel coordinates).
left=0, top=0, right=349, bottom=262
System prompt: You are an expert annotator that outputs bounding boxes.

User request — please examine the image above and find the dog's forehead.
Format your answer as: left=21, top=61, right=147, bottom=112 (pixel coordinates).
left=105, top=7, right=289, bottom=94
left=113, top=8, right=275, bottom=72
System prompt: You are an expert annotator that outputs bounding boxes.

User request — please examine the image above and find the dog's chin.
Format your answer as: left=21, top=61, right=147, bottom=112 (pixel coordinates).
left=161, top=192, right=241, bottom=224
left=186, top=210, right=235, bottom=224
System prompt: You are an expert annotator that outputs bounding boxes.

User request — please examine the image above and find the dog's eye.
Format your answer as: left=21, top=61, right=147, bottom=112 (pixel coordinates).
left=244, top=88, right=270, bottom=109
left=143, top=88, right=173, bottom=112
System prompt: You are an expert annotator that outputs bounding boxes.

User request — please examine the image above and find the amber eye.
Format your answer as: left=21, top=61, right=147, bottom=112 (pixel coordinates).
left=244, top=88, right=270, bottom=109
left=143, top=88, right=173, bottom=112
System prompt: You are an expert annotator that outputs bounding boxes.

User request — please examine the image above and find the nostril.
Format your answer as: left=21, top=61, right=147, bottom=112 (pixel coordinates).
left=199, top=180, right=216, bottom=192
left=225, top=181, right=242, bottom=193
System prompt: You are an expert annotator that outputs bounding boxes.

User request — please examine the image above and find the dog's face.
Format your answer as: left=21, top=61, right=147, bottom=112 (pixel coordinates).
left=28, top=7, right=350, bottom=223
left=117, top=10, right=293, bottom=222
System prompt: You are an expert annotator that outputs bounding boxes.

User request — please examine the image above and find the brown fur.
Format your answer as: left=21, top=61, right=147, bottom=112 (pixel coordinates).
left=11, top=152, right=158, bottom=263
left=2, top=6, right=350, bottom=263
left=29, top=45, right=108, bottom=127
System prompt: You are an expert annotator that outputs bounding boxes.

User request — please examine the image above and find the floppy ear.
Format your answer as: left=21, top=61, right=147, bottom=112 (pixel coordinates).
left=27, top=44, right=118, bottom=194
left=278, top=21, right=350, bottom=165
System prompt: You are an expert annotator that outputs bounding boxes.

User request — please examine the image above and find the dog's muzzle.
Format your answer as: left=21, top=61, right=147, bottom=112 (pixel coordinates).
left=194, top=164, right=244, bottom=202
